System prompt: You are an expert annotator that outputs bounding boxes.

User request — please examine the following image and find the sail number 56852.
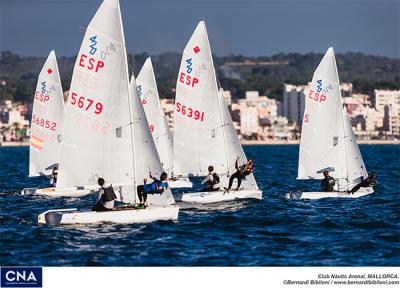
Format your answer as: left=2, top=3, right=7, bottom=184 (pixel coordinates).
left=176, top=102, right=204, bottom=121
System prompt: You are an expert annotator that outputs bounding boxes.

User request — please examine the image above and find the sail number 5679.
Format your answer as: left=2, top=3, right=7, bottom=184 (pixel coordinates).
left=70, top=92, right=103, bottom=114
left=176, top=102, right=204, bottom=121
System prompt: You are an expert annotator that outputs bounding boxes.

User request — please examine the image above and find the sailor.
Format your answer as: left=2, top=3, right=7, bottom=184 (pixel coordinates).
left=349, top=171, right=377, bottom=194
left=136, top=172, right=169, bottom=208
left=225, top=157, right=254, bottom=191
left=201, top=165, right=220, bottom=192
left=92, top=178, right=117, bottom=211
left=48, top=167, right=58, bottom=187
left=321, top=171, right=335, bottom=192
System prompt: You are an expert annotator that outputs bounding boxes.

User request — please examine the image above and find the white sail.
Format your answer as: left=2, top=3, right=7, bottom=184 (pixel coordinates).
left=57, top=0, right=134, bottom=188
left=129, top=76, right=175, bottom=205
left=218, top=93, right=259, bottom=190
left=136, top=58, right=174, bottom=175
left=29, top=50, right=65, bottom=177
left=298, top=47, right=348, bottom=180
left=298, top=47, right=368, bottom=191
left=173, top=21, right=227, bottom=176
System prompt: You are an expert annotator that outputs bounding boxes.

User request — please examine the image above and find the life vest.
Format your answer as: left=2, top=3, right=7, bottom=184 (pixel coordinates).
left=212, top=172, right=220, bottom=185
left=240, top=164, right=254, bottom=176
left=101, top=186, right=117, bottom=202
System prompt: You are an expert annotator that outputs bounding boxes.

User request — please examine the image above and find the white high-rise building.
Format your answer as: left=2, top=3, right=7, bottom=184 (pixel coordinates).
left=374, top=89, right=400, bottom=135
left=282, top=83, right=353, bottom=124
left=282, top=84, right=306, bottom=124
left=240, top=107, right=259, bottom=137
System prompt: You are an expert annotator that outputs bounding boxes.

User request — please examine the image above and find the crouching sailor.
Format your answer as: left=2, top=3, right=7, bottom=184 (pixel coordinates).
left=136, top=172, right=169, bottom=208
left=92, top=178, right=117, bottom=211
left=349, top=170, right=377, bottom=194
left=201, top=165, right=220, bottom=192
left=321, top=171, right=335, bottom=192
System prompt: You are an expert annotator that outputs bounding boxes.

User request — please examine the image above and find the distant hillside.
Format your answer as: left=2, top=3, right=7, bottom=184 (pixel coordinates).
left=1, top=50, right=399, bottom=102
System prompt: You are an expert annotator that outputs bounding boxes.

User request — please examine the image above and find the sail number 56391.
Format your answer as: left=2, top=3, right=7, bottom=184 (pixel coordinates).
left=176, top=102, right=204, bottom=121
left=70, top=92, right=103, bottom=114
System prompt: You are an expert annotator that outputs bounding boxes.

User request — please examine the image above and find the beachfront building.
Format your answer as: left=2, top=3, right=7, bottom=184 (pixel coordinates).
left=374, top=89, right=400, bottom=136
left=0, top=100, right=30, bottom=142
left=282, top=83, right=353, bottom=125
left=159, top=98, right=175, bottom=132
left=219, top=87, right=232, bottom=106
left=341, top=92, right=383, bottom=139
left=281, top=84, right=306, bottom=124
left=343, top=93, right=371, bottom=113
left=239, top=107, right=259, bottom=139
left=231, top=90, right=286, bottom=140
left=349, top=105, right=384, bottom=139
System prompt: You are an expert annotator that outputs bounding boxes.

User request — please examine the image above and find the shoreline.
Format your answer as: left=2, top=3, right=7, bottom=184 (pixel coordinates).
left=1, top=140, right=399, bottom=147
left=241, top=139, right=400, bottom=145
left=0, top=142, right=29, bottom=147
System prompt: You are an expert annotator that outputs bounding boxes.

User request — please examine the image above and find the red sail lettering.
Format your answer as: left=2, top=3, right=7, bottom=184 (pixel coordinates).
left=79, top=54, right=87, bottom=68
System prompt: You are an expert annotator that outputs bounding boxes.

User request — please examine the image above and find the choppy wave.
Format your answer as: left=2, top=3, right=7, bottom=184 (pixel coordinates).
left=0, top=145, right=399, bottom=266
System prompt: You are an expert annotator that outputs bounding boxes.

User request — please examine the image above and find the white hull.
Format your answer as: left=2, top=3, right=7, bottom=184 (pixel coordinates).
left=180, top=189, right=262, bottom=204
left=168, top=179, right=193, bottom=189
left=37, top=205, right=179, bottom=225
left=21, top=187, right=95, bottom=197
left=286, top=187, right=374, bottom=200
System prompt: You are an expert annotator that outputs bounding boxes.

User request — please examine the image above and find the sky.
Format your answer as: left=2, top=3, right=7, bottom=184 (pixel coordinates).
left=0, top=0, right=399, bottom=58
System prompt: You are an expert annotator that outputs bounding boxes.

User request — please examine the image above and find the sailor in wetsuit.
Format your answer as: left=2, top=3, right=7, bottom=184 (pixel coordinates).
left=321, top=171, right=335, bottom=192
left=225, top=157, right=254, bottom=191
left=349, top=171, right=377, bottom=194
left=136, top=172, right=169, bottom=208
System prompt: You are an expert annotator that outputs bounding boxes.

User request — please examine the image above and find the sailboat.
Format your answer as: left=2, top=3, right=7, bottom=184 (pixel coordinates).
left=286, top=47, right=374, bottom=200
left=173, top=21, right=262, bottom=203
left=136, top=57, right=192, bottom=188
left=38, top=0, right=178, bottom=224
left=20, top=50, right=85, bottom=197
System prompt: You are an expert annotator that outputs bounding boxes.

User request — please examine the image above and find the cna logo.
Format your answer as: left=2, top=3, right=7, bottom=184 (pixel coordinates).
left=1, top=267, right=42, bottom=288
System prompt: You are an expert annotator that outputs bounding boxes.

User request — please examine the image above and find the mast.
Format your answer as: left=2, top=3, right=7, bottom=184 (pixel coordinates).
left=204, top=22, right=230, bottom=175
left=117, top=0, right=137, bottom=193
left=334, top=53, right=350, bottom=191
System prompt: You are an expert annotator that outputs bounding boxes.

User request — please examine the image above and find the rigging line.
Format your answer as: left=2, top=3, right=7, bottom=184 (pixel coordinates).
left=118, top=1, right=137, bottom=199
left=210, top=40, right=230, bottom=174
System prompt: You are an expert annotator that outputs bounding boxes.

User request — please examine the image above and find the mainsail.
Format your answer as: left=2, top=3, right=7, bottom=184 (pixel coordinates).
left=137, top=58, right=174, bottom=175
left=298, top=47, right=368, bottom=190
left=57, top=0, right=134, bottom=188
left=173, top=20, right=259, bottom=190
left=173, top=21, right=228, bottom=177
left=29, top=50, right=65, bottom=177
left=57, top=0, right=175, bottom=206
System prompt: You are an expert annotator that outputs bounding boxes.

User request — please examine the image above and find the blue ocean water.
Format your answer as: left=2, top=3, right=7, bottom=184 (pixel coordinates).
left=0, top=145, right=399, bottom=266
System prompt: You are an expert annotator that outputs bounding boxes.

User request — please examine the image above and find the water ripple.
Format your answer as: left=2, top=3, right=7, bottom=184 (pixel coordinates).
left=0, top=145, right=399, bottom=266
